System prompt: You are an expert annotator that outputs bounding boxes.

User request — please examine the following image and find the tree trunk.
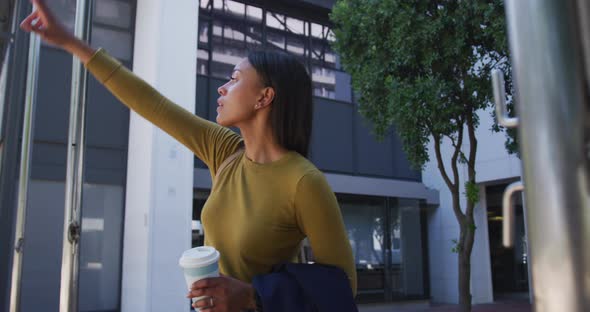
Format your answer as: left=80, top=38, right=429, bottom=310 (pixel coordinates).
left=458, top=215, right=476, bottom=312
left=433, top=128, right=478, bottom=312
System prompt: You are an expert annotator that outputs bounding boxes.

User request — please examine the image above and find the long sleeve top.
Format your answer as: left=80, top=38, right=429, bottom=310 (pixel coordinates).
left=85, top=49, right=357, bottom=295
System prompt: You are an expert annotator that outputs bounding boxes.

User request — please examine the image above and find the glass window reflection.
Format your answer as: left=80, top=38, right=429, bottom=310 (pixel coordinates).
left=286, top=34, right=306, bottom=56
left=199, top=20, right=209, bottom=45
left=93, top=0, right=131, bottom=29
left=267, top=30, right=285, bottom=50
left=340, top=195, right=386, bottom=295
left=266, top=12, right=285, bottom=31
left=78, top=184, right=125, bottom=312
left=246, top=5, right=262, bottom=22
left=197, top=49, right=209, bottom=75
left=245, top=26, right=262, bottom=47
left=226, top=0, right=245, bottom=17
left=286, top=17, right=305, bottom=35
left=0, top=48, right=8, bottom=136
left=224, top=24, right=245, bottom=44
left=211, top=45, right=246, bottom=79
left=338, top=195, right=427, bottom=300
left=198, top=0, right=352, bottom=101
left=91, top=27, right=133, bottom=61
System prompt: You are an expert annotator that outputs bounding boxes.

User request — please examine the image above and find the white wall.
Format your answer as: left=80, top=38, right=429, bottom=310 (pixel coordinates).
left=121, top=1, right=198, bottom=311
left=423, top=108, right=522, bottom=304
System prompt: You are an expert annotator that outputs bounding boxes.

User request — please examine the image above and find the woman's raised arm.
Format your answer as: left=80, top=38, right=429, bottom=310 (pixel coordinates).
left=20, top=0, right=95, bottom=64
left=19, top=0, right=243, bottom=173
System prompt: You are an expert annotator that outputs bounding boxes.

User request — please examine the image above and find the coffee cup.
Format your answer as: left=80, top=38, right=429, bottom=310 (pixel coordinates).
left=179, top=246, right=220, bottom=310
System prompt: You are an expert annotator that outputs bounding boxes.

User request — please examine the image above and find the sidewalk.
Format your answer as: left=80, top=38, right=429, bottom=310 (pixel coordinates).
left=358, top=299, right=531, bottom=312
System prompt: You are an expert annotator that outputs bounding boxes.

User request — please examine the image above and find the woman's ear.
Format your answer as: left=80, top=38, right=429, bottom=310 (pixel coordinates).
left=257, top=87, right=275, bottom=109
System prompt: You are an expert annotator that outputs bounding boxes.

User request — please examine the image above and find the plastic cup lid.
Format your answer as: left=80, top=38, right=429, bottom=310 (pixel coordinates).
left=179, top=246, right=219, bottom=268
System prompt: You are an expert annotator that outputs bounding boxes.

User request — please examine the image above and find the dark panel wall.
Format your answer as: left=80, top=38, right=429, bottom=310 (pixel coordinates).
left=300, top=0, right=335, bottom=9
left=391, top=129, right=421, bottom=181
left=354, top=112, right=394, bottom=177
left=195, top=75, right=421, bottom=181
left=311, top=97, right=354, bottom=172
left=196, top=75, right=210, bottom=119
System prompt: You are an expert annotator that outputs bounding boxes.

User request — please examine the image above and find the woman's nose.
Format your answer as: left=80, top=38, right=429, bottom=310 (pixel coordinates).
left=217, top=85, right=226, bottom=96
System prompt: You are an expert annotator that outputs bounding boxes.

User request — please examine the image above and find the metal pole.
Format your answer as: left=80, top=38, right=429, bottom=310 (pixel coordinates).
left=8, top=5, right=40, bottom=312
left=575, top=0, right=590, bottom=92
left=504, top=0, right=590, bottom=311
left=59, top=0, right=92, bottom=311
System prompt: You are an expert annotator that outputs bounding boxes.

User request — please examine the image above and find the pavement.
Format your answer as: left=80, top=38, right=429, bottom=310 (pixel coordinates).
left=358, top=298, right=531, bottom=312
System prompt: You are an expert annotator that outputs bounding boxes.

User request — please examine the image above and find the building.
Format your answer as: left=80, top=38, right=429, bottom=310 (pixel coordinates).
left=423, top=108, right=528, bottom=304
left=1, top=0, right=529, bottom=311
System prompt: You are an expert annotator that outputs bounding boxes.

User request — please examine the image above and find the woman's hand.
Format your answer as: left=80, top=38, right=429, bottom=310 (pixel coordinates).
left=20, top=0, right=74, bottom=48
left=20, top=0, right=95, bottom=63
left=187, top=274, right=257, bottom=312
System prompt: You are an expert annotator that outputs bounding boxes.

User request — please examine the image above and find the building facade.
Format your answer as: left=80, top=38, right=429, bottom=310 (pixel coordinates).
left=0, top=0, right=532, bottom=311
left=423, top=108, right=528, bottom=304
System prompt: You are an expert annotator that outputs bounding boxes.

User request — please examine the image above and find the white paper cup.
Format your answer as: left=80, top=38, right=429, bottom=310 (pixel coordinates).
left=179, top=246, right=220, bottom=311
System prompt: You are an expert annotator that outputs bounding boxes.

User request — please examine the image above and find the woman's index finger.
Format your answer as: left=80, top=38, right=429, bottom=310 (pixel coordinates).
left=19, top=11, right=39, bottom=31
left=31, top=0, right=54, bottom=23
left=190, top=277, right=222, bottom=290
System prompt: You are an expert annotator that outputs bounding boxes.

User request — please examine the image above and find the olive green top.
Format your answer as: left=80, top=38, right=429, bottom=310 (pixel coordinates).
left=85, top=49, right=357, bottom=295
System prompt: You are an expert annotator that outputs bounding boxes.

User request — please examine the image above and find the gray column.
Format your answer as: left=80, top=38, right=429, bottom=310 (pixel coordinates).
left=505, top=0, right=590, bottom=310
left=121, top=1, right=197, bottom=311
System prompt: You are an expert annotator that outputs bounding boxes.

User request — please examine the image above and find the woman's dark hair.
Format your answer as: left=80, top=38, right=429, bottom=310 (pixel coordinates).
left=247, top=50, right=313, bottom=157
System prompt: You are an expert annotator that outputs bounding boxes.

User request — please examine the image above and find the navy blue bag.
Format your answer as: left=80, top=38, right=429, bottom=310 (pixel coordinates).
left=252, top=263, right=358, bottom=312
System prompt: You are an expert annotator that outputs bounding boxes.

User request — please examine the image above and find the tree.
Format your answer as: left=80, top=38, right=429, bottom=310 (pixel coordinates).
left=330, top=1, right=512, bottom=311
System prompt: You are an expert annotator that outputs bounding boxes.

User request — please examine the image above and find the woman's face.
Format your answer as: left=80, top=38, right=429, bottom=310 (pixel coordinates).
left=216, top=58, right=265, bottom=127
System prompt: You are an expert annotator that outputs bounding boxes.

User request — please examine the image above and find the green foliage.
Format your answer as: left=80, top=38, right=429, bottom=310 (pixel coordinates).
left=451, top=239, right=460, bottom=253
left=464, top=181, right=480, bottom=205
left=468, top=222, right=477, bottom=233
left=330, top=0, right=513, bottom=169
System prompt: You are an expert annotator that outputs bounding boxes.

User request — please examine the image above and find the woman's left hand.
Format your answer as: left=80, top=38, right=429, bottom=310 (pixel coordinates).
left=187, top=274, right=256, bottom=312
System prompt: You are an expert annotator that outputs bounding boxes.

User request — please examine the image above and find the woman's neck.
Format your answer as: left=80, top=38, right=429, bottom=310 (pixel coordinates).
left=239, top=123, right=288, bottom=164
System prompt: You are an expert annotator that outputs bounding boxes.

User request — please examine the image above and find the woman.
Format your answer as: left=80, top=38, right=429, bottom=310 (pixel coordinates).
left=21, top=1, right=356, bottom=311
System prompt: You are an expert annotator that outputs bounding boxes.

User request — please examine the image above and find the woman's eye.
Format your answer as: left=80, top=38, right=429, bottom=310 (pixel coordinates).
left=228, top=76, right=237, bottom=81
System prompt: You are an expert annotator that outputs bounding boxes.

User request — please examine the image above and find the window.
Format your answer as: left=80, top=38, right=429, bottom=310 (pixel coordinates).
left=197, top=0, right=352, bottom=102
left=0, top=38, right=9, bottom=138
left=93, top=0, right=132, bottom=29
left=78, top=184, right=125, bottom=312
left=91, top=27, right=133, bottom=61
left=225, top=0, right=245, bottom=17
left=199, top=19, right=210, bottom=45
left=246, top=5, right=262, bottom=22
left=197, top=49, right=209, bottom=75
left=266, top=12, right=285, bottom=31
left=44, top=0, right=77, bottom=46
left=338, top=194, right=427, bottom=301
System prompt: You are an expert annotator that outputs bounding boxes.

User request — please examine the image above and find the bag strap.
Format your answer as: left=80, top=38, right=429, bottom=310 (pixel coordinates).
left=213, top=148, right=244, bottom=189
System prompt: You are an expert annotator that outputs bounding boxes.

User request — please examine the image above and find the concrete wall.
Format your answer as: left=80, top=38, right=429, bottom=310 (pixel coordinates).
left=121, top=1, right=198, bottom=311
left=423, top=108, right=522, bottom=304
